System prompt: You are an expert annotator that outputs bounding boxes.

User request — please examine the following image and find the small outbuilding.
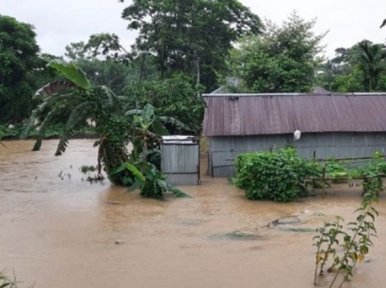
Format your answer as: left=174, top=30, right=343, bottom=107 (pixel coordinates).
left=202, top=92, right=386, bottom=177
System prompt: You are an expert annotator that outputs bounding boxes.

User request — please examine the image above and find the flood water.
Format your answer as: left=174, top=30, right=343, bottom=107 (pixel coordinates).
left=1, top=140, right=386, bottom=288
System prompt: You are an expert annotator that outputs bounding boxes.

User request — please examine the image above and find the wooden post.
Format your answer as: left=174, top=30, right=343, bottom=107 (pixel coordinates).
left=312, top=151, right=316, bottom=189
left=322, top=165, right=326, bottom=198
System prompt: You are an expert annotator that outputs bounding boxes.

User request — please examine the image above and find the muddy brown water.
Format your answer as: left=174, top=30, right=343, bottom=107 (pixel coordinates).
left=1, top=140, right=386, bottom=288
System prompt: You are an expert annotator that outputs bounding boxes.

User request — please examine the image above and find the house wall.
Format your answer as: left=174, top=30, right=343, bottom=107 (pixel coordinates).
left=208, top=132, right=386, bottom=177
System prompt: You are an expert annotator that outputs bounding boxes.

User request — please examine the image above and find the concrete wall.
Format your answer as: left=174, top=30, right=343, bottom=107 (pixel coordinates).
left=208, top=132, right=386, bottom=177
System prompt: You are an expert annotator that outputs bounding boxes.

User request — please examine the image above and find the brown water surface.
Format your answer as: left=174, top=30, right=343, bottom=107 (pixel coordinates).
left=1, top=140, right=386, bottom=288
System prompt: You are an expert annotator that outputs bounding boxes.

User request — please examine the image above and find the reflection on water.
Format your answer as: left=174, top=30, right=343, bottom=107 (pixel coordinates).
left=0, top=140, right=385, bottom=288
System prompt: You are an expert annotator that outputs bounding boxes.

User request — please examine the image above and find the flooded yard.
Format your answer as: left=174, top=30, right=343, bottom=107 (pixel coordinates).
left=1, top=140, right=386, bottom=288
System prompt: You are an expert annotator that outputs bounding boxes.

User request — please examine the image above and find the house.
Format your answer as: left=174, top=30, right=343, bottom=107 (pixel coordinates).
left=202, top=92, right=386, bottom=177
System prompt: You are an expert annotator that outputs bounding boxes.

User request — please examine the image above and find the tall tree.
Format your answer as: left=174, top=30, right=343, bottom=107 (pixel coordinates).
left=317, top=40, right=386, bottom=92
left=225, top=12, right=325, bottom=93
left=119, top=0, right=263, bottom=92
left=0, top=15, right=40, bottom=123
left=357, top=40, right=386, bottom=91
left=64, top=41, right=88, bottom=61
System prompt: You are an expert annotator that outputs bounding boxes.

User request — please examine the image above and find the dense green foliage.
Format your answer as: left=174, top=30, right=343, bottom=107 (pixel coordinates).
left=0, top=15, right=40, bottom=123
left=235, top=148, right=386, bottom=202
left=235, top=148, right=320, bottom=202
left=317, top=40, right=386, bottom=92
left=123, top=75, right=205, bottom=134
left=224, top=13, right=325, bottom=93
left=119, top=0, right=263, bottom=92
left=22, top=60, right=190, bottom=199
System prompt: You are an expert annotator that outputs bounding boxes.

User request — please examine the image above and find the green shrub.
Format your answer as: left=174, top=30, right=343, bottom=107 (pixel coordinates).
left=235, top=148, right=320, bottom=202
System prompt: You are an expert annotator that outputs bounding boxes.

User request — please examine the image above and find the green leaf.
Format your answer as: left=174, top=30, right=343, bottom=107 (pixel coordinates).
left=48, top=59, right=92, bottom=90
left=142, top=104, right=155, bottom=123
left=34, top=80, right=77, bottom=100
left=158, top=116, right=192, bottom=131
left=151, top=120, right=169, bottom=136
left=156, top=179, right=191, bottom=198
left=110, top=164, right=127, bottom=175
left=20, top=109, right=39, bottom=139
left=125, top=109, right=143, bottom=116
left=139, top=149, right=161, bottom=160
left=32, top=110, right=56, bottom=151
left=128, top=179, right=142, bottom=192
left=125, top=163, right=145, bottom=182
left=99, top=85, right=122, bottom=114
left=55, top=101, right=96, bottom=156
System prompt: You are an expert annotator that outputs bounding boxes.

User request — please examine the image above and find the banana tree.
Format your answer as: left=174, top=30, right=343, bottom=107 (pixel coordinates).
left=22, top=60, right=192, bottom=199
left=22, top=59, right=129, bottom=184
left=125, top=103, right=190, bottom=165
left=111, top=161, right=190, bottom=199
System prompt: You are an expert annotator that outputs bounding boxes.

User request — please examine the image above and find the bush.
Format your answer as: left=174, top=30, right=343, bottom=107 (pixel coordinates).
left=234, top=148, right=320, bottom=202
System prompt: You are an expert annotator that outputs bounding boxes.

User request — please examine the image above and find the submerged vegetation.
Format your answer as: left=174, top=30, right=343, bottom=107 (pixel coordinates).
left=313, top=191, right=379, bottom=287
left=0, top=271, right=18, bottom=288
left=234, top=147, right=386, bottom=203
left=21, top=60, right=190, bottom=199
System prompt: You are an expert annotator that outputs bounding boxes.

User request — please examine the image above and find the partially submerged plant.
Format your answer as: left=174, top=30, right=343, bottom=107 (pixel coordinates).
left=111, top=159, right=191, bottom=199
left=0, top=271, right=18, bottom=288
left=22, top=60, right=191, bottom=199
left=80, top=165, right=97, bottom=174
left=313, top=190, right=379, bottom=287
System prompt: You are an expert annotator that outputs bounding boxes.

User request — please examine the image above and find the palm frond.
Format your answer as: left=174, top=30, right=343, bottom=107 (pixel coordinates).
left=139, top=149, right=161, bottom=160
left=156, top=179, right=191, bottom=198
left=151, top=120, right=170, bottom=136
left=158, top=116, right=192, bottom=132
left=32, top=110, right=55, bottom=151
left=55, top=101, right=96, bottom=156
left=48, top=59, right=92, bottom=90
left=125, top=109, right=144, bottom=116
left=20, top=109, right=39, bottom=139
left=34, top=80, right=77, bottom=100
left=168, top=186, right=192, bottom=198
left=99, top=86, right=123, bottom=114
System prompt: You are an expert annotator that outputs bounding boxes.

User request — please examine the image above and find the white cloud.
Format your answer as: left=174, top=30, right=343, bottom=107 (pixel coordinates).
left=2, top=0, right=386, bottom=58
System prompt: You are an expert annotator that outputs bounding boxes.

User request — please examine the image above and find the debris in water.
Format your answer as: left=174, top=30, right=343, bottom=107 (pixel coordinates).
left=209, top=231, right=264, bottom=241
left=275, top=216, right=300, bottom=225
left=258, top=215, right=301, bottom=229
left=276, top=225, right=315, bottom=233
left=105, top=201, right=121, bottom=206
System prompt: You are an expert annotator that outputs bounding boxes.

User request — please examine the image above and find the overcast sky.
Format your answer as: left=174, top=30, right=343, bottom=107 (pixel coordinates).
left=2, top=0, right=386, bottom=58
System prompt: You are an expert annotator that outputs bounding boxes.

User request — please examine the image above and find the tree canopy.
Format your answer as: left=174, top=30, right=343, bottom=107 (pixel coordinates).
left=224, top=12, right=326, bottom=93
left=0, top=15, right=40, bottom=123
left=317, top=40, right=386, bottom=92
left=119, top=0, right=263, bottom=92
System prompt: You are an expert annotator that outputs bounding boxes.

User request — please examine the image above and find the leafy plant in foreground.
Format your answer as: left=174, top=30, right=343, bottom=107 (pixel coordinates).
left=112, top=160, right=190, bottom=199
left=313, top=190, right=379, bottom=287
left=0, top=271, right=18, bottom=288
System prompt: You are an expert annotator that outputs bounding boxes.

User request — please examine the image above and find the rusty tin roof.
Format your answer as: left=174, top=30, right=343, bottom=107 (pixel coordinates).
left=202, top=93, right=386, bottom=136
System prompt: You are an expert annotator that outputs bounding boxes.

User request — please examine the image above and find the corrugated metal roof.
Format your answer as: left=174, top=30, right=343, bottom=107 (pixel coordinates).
left=202, top=93, right=386, bottom=136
